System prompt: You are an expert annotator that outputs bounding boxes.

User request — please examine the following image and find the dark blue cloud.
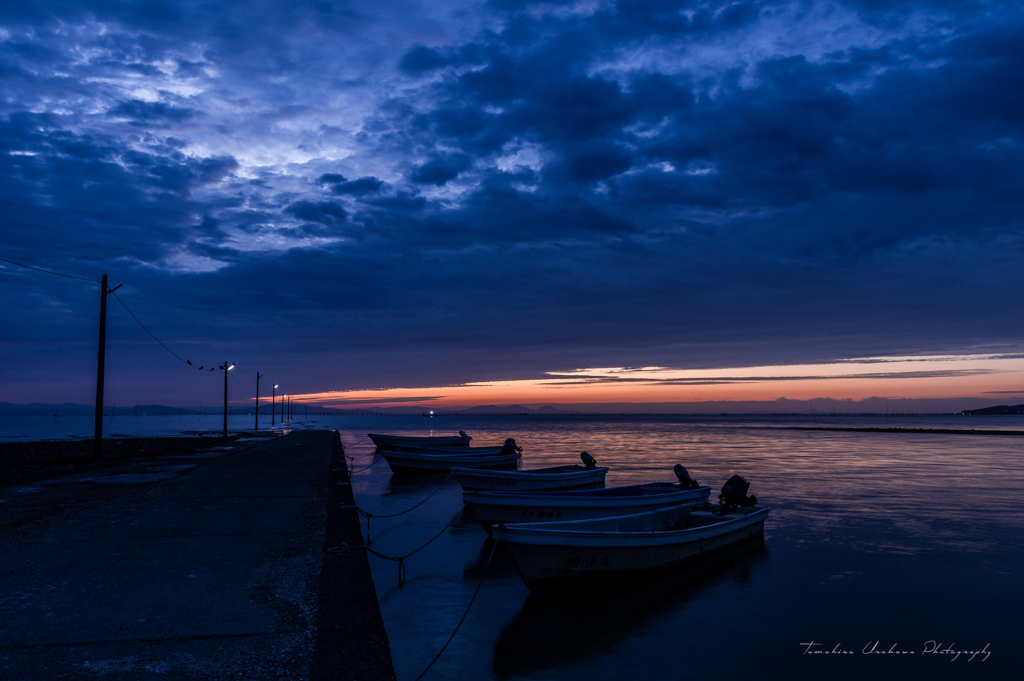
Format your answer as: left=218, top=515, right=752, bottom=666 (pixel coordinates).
left=410, top=153, right=473, bottom=185
left=285, top=200, right=347, bottom=225
left=108, top=99, right=201, bottom=125
left=2, top=1, right=1024, bottom=403
left=318, top=174, right=385, bottom=195
left=399, top=45, right=450, bottom=73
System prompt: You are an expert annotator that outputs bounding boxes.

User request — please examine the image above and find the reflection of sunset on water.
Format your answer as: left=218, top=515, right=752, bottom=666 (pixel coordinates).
left=288, top=353, right=1024, bottom=409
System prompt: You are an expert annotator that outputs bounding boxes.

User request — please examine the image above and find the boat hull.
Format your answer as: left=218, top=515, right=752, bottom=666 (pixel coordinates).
left=367, top=433, right=472, bottom=448
left=494, top=506, right=769, bottom=591
left=451, top=466, right=609, bottom=491
left=387, top=444, right=505, bottom=455
left=464, top=485, right=711, bottom=528
left=380, top=449, right=521, bottom=474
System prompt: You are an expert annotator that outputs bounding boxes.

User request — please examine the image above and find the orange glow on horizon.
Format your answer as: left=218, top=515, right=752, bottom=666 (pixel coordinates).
left=284, top=353, right=1024, bottom=408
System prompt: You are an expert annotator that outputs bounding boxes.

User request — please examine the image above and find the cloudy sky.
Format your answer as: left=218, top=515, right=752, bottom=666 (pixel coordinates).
left=2, top=1, right=1023, bottom=409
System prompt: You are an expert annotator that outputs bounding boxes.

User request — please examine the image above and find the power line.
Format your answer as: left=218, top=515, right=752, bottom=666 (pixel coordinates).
left=110, top=290, right=193, bottom=366
left=5, top=255, right=235, bottom=377
left=0, top=257, right=102, bottom=283
left=230, top=370, right=256, bottom=386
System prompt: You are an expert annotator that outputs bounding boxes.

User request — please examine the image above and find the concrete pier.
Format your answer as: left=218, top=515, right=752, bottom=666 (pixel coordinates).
left=0, top=430, right=395, bottom=680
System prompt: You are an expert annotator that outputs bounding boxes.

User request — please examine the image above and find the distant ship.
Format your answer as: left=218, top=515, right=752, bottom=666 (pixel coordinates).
left=422, top=410, right=440, bottom=417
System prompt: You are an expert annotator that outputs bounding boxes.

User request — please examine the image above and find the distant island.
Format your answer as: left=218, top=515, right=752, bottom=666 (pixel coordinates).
left=961, top=404, right=1024, bottom=415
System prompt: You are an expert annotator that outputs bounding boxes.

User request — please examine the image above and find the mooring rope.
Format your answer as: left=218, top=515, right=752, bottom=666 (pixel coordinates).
left=344, top=434, right=374, bottom=457
left=340, top=471, right=456, bottom=542
left=413, top=540, right=499, bottom=681
left=341, top=471, right=455, bottom=518
left=327, top=507, right=463, bottom=585
left=348, top=453, right=382, bottom=474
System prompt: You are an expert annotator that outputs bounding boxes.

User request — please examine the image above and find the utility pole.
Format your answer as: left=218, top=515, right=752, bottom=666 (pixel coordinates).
left=220, top=361, right=234, bottom=436
left=93, top=275, right=108, bottom=459
left=282, top=394, right=286, bottom=424
left=92, top=275, right=122, bottom=459
left=255, top=372, right=263, bottom=432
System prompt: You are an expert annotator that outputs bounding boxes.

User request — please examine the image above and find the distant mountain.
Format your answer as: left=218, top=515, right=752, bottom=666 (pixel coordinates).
left=455, top=404, right=568, bottom=414
left=0, top=402, right=94, bottom=415
left=961, top=404, right=1024, bottom=415
left=0, top=403, right=354, bottom=416
left=5, top=400, right=1024, bottom=417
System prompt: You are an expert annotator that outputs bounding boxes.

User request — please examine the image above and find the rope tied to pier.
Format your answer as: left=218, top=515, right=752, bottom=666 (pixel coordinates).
left=413, top=539, right=499, bottom=681
left=342, top=471, right=455, bottom=519
left=348, top=453, right=382, bottom=474
left=343, top=434, right=372, bottom=457
left=327, top=507, right=463, bottom=585
left=340, top=471, right=456, bottom=542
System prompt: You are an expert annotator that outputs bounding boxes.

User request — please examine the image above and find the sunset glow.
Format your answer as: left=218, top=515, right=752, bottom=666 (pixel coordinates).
left=288, top=353, right=1024, bottom=409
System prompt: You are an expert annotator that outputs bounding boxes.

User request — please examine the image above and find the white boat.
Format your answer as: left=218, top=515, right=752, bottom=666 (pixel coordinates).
left=452, top=451, right=607, bottom=491
left=452, top=465, right=609, bottom=491
left=493, top=504, right=769, bottom=591
left=367, top=430, right=473, bottom=448
left=464, top=483, right=711, bottom=530
left=380, top=448, right=522, bottom=474
left=384, top=443, right=505, bottom=455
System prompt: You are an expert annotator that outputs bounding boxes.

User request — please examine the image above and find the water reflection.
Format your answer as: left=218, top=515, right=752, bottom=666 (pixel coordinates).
left=462, top=537, right=522, bottom=580
left=492, top=538, right=768, bottom=678
left=335, top=415, right=1023, bottom=680
left=382, top=472, right=453, bottom=496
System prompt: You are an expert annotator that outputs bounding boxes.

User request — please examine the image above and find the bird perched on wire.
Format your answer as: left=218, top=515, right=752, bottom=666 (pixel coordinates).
left=187, top=360, right=193, bottom=366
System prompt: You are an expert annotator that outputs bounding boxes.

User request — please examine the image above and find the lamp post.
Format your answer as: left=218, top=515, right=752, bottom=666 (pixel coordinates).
left=255, top=372, right=263, bottom=432
left=282, top=395, right=287, bottom=423
left=219, top=361, right=235, bottom=437
left=91, top=275, right=122, bottom=459
left=92, top=275, right=108, bottom=459
left=272, top=384, right=278, bottom=426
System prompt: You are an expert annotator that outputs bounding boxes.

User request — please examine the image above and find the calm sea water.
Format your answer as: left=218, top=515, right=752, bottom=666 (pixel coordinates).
left=3, top=413, right=1021, bottom=679
left=339, top=415, right=1022, bottom=681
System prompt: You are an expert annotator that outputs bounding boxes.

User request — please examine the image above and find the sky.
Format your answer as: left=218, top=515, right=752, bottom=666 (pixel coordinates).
left=2, top=1, right=1024, bottom=410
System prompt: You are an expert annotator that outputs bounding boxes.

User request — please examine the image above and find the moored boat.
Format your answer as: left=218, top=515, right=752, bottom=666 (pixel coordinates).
left=368, top=430, right=473, bottom=448
left=493, top=503, right=769, bottom=591
left=384, top=443, right=506, bottom=455
left=464, top=479, right=711, bottom=530
left=380, top=446, right=522, bottom=474
left=452, top=451, right=608, bottom=491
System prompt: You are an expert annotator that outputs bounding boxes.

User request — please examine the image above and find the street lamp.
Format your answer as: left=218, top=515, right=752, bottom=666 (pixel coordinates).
left=255, top=372, right=263, bottom=433
left=219, top=362, right=235, bottom=437
left=283, top=395, right=287, bottom=424
left=272, top=384, right=278, bottom=426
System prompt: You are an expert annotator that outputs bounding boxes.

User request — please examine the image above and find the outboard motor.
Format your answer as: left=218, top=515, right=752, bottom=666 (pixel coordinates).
left=719, top=474, right=758, bottom=511
left=502, top=438, right=522, bottom=455
left=580, top=451, right=597, bottom=470
left=459, top=430, right=471, bottom=440
left=674, top=464, right=701, bottom=490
